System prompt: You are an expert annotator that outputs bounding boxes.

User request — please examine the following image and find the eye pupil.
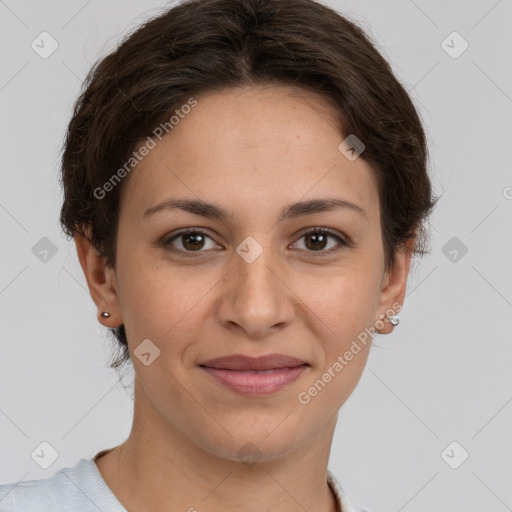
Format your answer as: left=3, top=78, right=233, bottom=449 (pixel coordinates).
left=305, top=232, right=328, bottom=251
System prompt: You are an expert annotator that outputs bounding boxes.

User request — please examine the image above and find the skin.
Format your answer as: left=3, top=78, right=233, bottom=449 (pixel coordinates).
left=75, top=84, right=414, bottom=512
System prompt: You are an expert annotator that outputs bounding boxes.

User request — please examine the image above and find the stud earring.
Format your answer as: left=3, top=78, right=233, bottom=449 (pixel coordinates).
left=101, top=311, right=111, bottom=318
left=388, top=314, right=399, bottom=327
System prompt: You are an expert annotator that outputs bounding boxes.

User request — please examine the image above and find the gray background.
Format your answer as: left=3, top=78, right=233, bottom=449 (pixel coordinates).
left=1, top=1, right=511, bottom=510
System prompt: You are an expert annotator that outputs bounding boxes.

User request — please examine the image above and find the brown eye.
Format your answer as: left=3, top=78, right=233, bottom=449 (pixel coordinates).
left=165, top=229, right=218, bottom=253
left=292, top=228, right=347, bottom=254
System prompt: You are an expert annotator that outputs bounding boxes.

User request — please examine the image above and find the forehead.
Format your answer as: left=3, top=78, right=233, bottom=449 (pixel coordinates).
left=120, top=84, right=379, bottom=223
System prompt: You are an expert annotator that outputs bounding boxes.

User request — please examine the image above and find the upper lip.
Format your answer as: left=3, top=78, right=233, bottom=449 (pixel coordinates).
left=199, top=354, right=308, bottom=371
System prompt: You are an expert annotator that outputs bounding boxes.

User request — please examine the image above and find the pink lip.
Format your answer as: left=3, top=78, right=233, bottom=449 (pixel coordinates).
left=199, top=354, right=309, bottom=396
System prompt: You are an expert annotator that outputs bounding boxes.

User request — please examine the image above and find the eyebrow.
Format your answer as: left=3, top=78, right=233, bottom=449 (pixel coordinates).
left=143, top=197, right=367, bottom=222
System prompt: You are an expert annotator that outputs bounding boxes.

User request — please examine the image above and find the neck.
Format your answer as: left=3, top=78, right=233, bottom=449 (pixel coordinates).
left=96, top=377, right=340, bottom=512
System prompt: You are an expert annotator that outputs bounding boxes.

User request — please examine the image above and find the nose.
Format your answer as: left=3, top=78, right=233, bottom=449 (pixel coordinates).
left=216, top=243, right=295, bottom=339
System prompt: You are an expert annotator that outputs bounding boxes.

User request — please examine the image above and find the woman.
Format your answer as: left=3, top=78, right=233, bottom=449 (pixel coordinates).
left=0, top=0, right=437, bottom=510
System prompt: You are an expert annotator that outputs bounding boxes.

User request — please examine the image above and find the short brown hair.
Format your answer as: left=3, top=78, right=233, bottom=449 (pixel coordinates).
left=59, top=0, right=439, bottom=371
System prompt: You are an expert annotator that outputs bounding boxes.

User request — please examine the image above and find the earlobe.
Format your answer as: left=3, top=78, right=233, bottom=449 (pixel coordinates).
left=74, top=230, right=122, bottom=327
left=375, top=238, right=415, bottom=335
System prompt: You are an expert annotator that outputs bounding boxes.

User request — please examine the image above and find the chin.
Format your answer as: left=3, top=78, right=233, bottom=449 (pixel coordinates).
left=193, top=416, right=310, bottom=465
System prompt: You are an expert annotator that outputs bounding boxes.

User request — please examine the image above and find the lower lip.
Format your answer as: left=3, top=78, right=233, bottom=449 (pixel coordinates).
left=200, top=365, right=308, bottom=396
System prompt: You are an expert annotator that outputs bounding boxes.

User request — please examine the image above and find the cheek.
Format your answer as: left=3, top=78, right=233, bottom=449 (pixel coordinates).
left=117, top=260, right=217, bottom=353
left=293, top=263, right=381, bottom=334
left=293, top=276, right=377, bottom=412
left=291, top=268, right=380, bottom=404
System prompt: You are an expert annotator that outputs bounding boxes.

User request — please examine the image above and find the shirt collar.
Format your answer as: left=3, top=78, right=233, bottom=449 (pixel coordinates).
left=327, top=470, right=362, bottom=512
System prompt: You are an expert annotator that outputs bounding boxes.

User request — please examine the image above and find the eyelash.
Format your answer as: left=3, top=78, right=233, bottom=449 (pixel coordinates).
left=162, top=227, right=348, bottom=258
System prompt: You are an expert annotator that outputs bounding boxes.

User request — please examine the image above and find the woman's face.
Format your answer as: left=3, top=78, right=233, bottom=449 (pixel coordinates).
left=88, top=84, right=410, bottom=462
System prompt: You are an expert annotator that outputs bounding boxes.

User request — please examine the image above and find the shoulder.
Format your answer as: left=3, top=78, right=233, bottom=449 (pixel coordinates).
left=0, top=458, right=125, bottom=512
left=327, top=470, right=376, bottom=512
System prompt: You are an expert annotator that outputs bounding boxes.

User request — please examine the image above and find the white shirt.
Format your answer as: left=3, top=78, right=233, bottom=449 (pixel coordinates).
left=0, top=457, right=372, bottom=511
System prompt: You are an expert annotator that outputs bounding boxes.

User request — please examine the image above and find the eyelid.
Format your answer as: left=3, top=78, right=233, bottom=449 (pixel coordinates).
left=293, top=226, right=348, bottom=244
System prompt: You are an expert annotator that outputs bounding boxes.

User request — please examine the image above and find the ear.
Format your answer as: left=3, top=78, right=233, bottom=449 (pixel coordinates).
left=74, top=227, right=122, bottom=328
left=375, top=237, right=415, bottom=335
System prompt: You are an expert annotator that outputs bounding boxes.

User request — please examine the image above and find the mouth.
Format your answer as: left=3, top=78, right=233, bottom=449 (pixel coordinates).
left=198, top=354, right=309, bottom=396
